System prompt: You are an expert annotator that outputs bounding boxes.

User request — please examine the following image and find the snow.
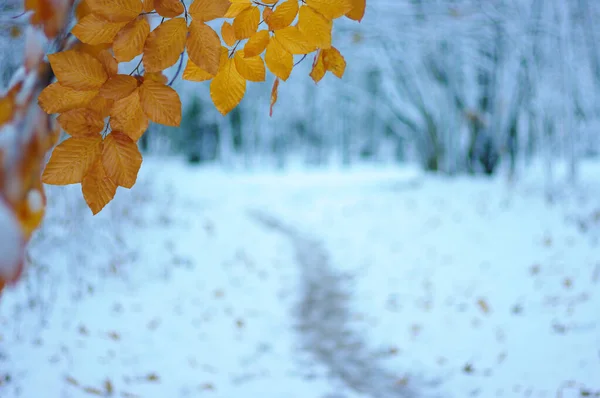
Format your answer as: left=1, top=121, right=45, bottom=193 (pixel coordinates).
left=0, top=158, right=599, bottom=397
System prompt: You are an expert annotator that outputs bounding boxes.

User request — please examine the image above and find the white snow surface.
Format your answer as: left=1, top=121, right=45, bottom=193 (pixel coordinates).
left=0, top=158, right=599, bottom=398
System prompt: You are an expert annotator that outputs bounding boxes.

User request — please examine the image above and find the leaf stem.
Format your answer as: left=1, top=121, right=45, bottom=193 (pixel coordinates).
left=169, top=52, right=185, bottom=86
left=294, top=54, right=308, bottom=66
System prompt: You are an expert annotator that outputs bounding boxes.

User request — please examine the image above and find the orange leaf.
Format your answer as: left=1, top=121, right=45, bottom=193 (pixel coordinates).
left=345, top=0, right=365, bottom=21
left=155, top=0, right=184, bottom=18
left=243, top=30, right=270, bottom=58
left=86, top=0, right=142, bottom=22
left=71, top=14, right=128, bottom=45
left=233, top=6, right=260, bottom=40
left=42, top=136, right=103, bottom=185
left=189, top=0, right=230, bottom=21
left=109, top=89, right=149, bottom=141
left=99, top=75, right=140, bottom=101
left=187, top=21, right=222, bottom=76
left=265, top=0, right=299, bottom=31
left=38, top=83, right=98, bottom=114
left=143, top=0, right=155, bottom=12
left=49, top=50, right=108, bottom=90
left=305, top=0, right=353, bottom=19
left=138, top=80, right=182, bottom=126
left=210, top=47, right=246, bottom=115
left=225, top=1, right=251, bottom=18
left=95, top=50, right=119, bottom=76
left=234, top=51, right=265, bottom=82
left=87, top=95, right=115, bottom=118
left=310, top=50, right=326, bottom=83
left=144, top=71, right=169, bottom=84
left=102, top=132, right=143, bottom=188
left=0, top=95, right=15, bottom=126
left=270, top=78, right=279, bottom=117
left=274, top=26, right=316, bottom=54
left=182, top=59, right=215, bottom=82
left=265, top=37, right=293, bottom=81
left=113, top=16, right=150, bottom=62
left=57, top=109, right=105, bottom=137
left=143, top=17, right=187, bottom=72
left=82, top=158, right=117, bottom=215
left=298, top=5, right=332, bottom=49
left=75, top=0, right=92, bottom=20
left=221, top=21, right=236, bottom=47
left=322, top=46, right=346, bottom=78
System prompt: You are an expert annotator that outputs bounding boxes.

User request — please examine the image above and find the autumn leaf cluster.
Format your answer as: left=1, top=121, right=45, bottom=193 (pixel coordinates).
left=34, top=0, right=365, bottom=214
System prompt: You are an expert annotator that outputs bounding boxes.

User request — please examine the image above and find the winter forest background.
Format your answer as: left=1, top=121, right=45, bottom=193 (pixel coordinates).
left=1, top=0, right=600, bottom=397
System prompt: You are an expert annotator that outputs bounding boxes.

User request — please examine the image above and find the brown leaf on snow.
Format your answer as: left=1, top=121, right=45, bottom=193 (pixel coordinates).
left=477, top=298, right=490, bottom=314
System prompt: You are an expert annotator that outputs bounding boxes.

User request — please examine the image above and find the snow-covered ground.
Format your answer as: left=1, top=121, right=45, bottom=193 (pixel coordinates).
left=0, top=158, right=599, bottom=398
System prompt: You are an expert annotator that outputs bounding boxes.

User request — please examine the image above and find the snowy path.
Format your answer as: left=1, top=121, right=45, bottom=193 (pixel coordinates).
left=0, top=159, right=599, bottom=398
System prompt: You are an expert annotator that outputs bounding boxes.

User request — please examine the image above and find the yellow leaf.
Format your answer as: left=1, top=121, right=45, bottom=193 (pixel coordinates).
left=266, top=0, right=299, bottom=31
left=86, top=0, right=142, bottom=22
left=49, top=50, right=108, bottom=90
left=87, top=95, right=115, bottom=118
left=71, top=14, right=128, bottom=45
left=57, top=108, right=104, bottom=137
left=270, top=78, right=279, bottom=116
left=322, top=46, right=346, bottom=78
left=143, top=17, right=187, bottom=72
left=155, top=0, right=184, bottom=18
left=95, top=50, right=118, bottom=76
left=109, top=89, right=149, bottom=141
left=298, top=5, right=332, bottom=49
left=274, top=26, right=316, bottom=54
left=345, top=0, right=365, bottom=21
left=189, top=0, right=230, bottom=21
left=138, top=80, right=182, bottom=126
left=102, top=131, right=143, bottom=188
left=42, top=136, right=102, bottom=185
left=113, top=16, right=150, bottom=62
left=210, top=47, right=246, bottom=115
left=221, top=21, right=236, bottom=47
left=144, top=71, right=169, bottom=84
left=38, top=83, right=98, bottom=114
left=310, top=50, right=326, bottom=83
left=305, top=0, right=353, bottom=19
left=182, top=59, right=215, bottom=82
left=99, top=74, right=140, bottom=101
left=234, top=51, right=265, bottom=82
left=265, top=38, right=293, bottom=81
left=225, top=1, right=251, bottom=18
left=82, top=158, right=117, bottom=214
left=244, top=30, right=270, bottom=58
left=233, top=6, right=260, bottom=40
left=187, top=21, right=221, bottom=76
left=143, top=0, right=154, bottom=12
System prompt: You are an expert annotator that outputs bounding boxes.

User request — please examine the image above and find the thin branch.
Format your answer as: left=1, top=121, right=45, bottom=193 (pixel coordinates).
left=129, top=58, right=143, bottom=76
left=294, top=54, right=308, bottom=66
left=169, top=52, right=185, bottom=86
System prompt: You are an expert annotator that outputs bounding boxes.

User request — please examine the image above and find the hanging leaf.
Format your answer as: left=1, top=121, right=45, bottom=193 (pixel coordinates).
left=144, top=71, right=169, bottom=84
left=265, top=0, right=299, bottom=31
left=225, top=1, right=252, bottom=18
left=298, top=5, right=332, bottom=49
left=143, top=0, right=155, bottom=12
left=87, top=95, right=115, bottom=118
left=182, top=59, right=215, bottom=82
left=243, top=30, right=270, bottom=58
left=270, top=78, right=279, bottom=117
left=234, top=51, right=265, bottom=82
left=48, top=50, right=108, bottom=90
left=113, top=16, right=150, bottom=62
left=345, top=0, right=365, bottom=21
left=310, top=50, right=326, bottom=83
left=38, top=83, right=98, bottom=114
left=86, top=0, right=142, bottom=22
left=95, top=50, right=119, bottom=77
left=274, top=26, right=316, bottom=54
left=109, top=89, right=149, bottom=141
left=187, top=21, right=222, bottom=76
left=322, top=46, right=346, bottom=78
left=210, top=48, right=246, bottom=115
left=189, top=0, right=231, bottom=21
left=155, top=0, right=184, bottom=17
left=81, top=158, right=118, bottom=214
left=41, top=136, right=103, bottom=185
left=265, top=38, right=293, bottom=81
left=143, top=17, right=187, bottom=73
left=101, top=132, right=143, bottom=188
left=305, top=0, right=353, bottom=20
left=138, top=80, right=182, bottom=126
left=221, top=21, right=237, bottom=47
left=99, top=75, right=140, bottom=101
left=57, top=109, right=104, bottom=137
left=233, top=6, right=260, bottom=40
left=71, top=14, right=128, bottom=45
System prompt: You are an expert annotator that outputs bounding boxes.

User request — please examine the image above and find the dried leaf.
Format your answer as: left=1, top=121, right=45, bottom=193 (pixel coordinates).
left=109, top=89, right=149, bottom=141
left=155, top=0, right=184, bottom=18
left=187, top=21, right=221, bottom=76
left=310, top=50, right=326, bottom=82
left=189, top=0, right=230, bottom=21
left=86, top=0, right=142, bottom=22
left=72, top=14, right=128, bottom=45
left=143, top=17, right=187, bottom=73
left=322, top=46, right=346, bottom=78
left=42, top=136, right=102, bottom=185
left=48, top=50, right=108, bottom=90
left=99, top=74, right=140, bottom=101
left=57, top=109, right=104, bottom=137
left=102, top=132, right=143, bottom=188
left=138, top=80, right=182, bottom=126
left=270, top=78, right=279, bottom=116
left=113, top=16, right=150, bottom=62
left=82, top=158, right=117, bottom=215
left=38, top=83, right=98, bottom=114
